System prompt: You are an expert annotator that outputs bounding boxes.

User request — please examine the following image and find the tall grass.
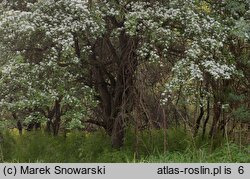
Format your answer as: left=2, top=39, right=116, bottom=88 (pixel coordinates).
left=0, top=128, right=249, bottom=163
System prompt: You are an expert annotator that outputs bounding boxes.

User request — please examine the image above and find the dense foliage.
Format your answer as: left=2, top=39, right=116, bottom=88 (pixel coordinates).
left=0, top=0, right=249, bottom=161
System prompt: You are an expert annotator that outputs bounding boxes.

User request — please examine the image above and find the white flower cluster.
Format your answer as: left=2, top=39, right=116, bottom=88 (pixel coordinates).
left=0, top=0, right=246, bottom=118
left=0, top=10, right=35, bottom=45
left=202, top=60, right=235, bottom=80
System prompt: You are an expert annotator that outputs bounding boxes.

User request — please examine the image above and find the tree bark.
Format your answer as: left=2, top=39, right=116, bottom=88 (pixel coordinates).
left=52, top=99, right=61, bottom=136
left=88, top=29, right=138, bottom=148
left=111, top=115, right=125, bottom=148
left=46, top=110, right=54, bottom=134
left=209, top=98, right=222, bottom=138
left=202, top=97, right=210, bottom=139
left=194, top=105, right=204, bottom=137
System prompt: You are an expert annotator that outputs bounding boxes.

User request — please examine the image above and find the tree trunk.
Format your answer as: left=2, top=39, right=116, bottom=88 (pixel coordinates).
left=110, top=51, right=136, bottom=148
left=46, top=119, right=52, bottom=134
left=162, top=108, right=167, bottom=154
left=52, top=99, right=61, bottom=136
left=194, top=84, right=205, bottom=136
left=110, top=67, right=134, bottom=148
left=17, top=120, right=22, bottom=135
left=202, top=97, right=210, bottom=139
left=45, top=108, right=55, bottom=134
left=111, top=115, right=125, bottom=148
left=209, top=98, right=222, bottom=138
left=194, top=105, right=204, bottom=136
left=12, top=113, right=22, bottom=135
left=90, top=31, right=137, bottom=148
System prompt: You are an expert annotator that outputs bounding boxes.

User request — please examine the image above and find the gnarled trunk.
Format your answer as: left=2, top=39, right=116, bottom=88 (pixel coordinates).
left=91, top=32, right=137, bottom=148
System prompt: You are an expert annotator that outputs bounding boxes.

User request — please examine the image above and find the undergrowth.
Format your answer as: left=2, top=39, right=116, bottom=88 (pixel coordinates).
left=0, top=128, right=249, bottom=163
